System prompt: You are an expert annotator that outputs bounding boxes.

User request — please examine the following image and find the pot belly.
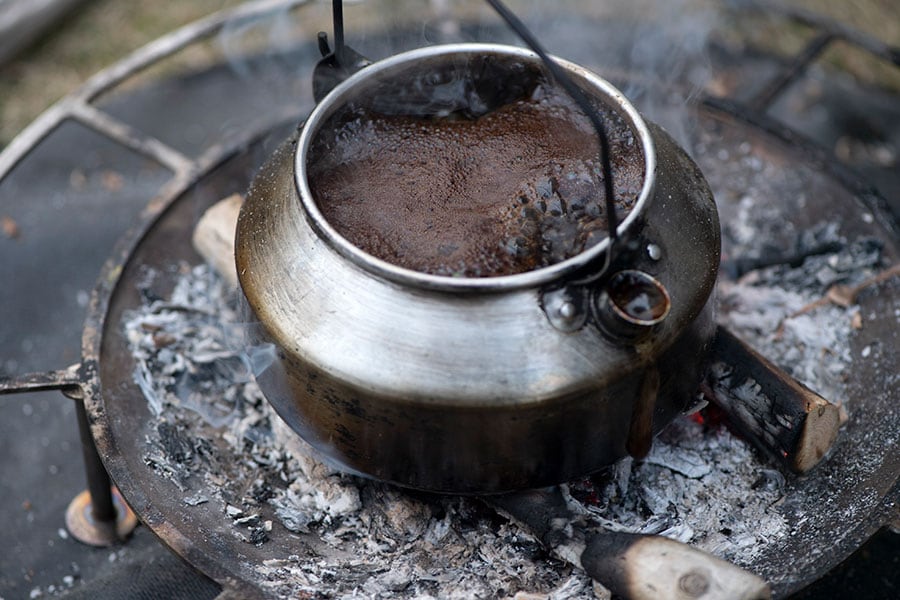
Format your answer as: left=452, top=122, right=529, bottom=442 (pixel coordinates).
left=250, top=301, right=714, bottom=494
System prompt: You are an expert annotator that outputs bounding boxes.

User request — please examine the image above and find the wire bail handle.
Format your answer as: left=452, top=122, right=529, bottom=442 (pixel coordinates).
left=316, top=0, right=621, bottom=265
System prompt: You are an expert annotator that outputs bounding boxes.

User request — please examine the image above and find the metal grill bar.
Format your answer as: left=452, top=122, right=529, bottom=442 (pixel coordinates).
left=729, top=0, right=900, bottom=114
left=70, top=103, right=195, bottom=175
left=0, top=0, right=312, bottom=183
left=748, top=31, right=835, bottom=112
left=0, top=365, right=82, bottom=395
left=730, top=0, right=900, bottom=65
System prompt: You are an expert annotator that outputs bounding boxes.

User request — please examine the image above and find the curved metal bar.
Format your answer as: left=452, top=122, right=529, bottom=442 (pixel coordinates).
left=727, top=0, right=900, bottom=65
left=0, top=100, right=71, bottom=182
left=75, top=0, right=313, bottom=103
left=79, top=107, right=306, bottom=594
left=0, top=0, right=311, bottom=182
left=748, top=31, right=836, bottom=112
left=727, top=0, right=900, bottom=114
left=70, top=103, right=195, bottom=175
left=0, top=365, right=82, bottom=395
left=703, top=95, right=900, bottom=237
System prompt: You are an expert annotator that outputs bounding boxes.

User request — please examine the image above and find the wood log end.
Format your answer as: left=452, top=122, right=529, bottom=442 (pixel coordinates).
left=792, top=399, right=841, bottom=473
left=191, top=193, right=243, bottom=288
left=708, top=327, right=842, bottom=475
left=584, top=534, right=771, bottom=600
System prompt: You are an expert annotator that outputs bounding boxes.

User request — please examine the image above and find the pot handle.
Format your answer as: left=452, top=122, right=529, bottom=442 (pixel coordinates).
left=312, top=1, right=371, bottom=103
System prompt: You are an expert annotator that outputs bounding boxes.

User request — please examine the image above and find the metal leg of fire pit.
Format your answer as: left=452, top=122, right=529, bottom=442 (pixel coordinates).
left=63, top=387, right=138, bottom=547
left=0, top=368, right=139, bottom=545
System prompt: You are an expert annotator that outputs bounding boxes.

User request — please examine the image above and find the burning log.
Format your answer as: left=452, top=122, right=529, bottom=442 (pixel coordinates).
left=706, top=326, right=840, bottom=474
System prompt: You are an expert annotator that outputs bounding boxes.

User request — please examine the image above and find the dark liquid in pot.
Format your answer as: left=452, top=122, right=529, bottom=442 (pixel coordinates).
left=308, top=83, right=644, bottom=277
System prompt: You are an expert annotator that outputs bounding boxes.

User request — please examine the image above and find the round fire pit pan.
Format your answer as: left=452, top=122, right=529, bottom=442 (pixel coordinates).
left=0, top=2, right=897, bottom=598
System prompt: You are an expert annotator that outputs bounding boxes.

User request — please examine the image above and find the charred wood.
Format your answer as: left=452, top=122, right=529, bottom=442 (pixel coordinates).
left=706, top=326, right=840, bottom=474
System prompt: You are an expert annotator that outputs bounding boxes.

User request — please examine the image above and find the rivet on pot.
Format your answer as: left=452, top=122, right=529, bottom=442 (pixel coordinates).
left=541, top=287, right=588, bottom=332
left=594, top=270, right=671, bottom=342
left=647, top=243, right=662, bottom=261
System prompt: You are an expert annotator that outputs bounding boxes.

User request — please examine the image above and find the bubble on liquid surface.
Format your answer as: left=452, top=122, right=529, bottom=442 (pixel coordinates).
left=308, top=79, right=644, bottom=278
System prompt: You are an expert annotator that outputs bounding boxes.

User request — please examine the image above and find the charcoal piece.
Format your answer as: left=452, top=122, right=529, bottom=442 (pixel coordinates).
left=249, top=527, right=269, bottom=546
left=156, top=421, right=194, bottom=464
left=249, top=478, right=276, bottom=504
left=644, top=445, right=711, bottom=479
left=510, top=534, right=547, bottom=560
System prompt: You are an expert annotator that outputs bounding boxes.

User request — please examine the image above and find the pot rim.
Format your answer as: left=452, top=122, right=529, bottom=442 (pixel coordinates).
left=295, top=43, right=657, bottom=292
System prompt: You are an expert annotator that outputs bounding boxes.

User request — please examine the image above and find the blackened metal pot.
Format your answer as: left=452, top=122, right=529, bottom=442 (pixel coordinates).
left=235, top=44, right=720, bottom=493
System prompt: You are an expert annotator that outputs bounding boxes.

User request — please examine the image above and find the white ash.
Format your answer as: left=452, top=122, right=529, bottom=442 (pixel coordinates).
left=125, top=263, right=590, bottom=599
left=718, top=281, right=856, bottom=408
left=580, top=219, right=883, bottom=566
left=123, top=209, right=872, bottom=596
left=716, top=222, right=883, bottom=410
left=695, top=127, right=887, bottom=412
left=574, top=418, right=788, bottom=566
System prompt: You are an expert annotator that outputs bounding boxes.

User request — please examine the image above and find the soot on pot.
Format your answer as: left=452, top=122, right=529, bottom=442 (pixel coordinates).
left=306, top=60, right=644, bottom=278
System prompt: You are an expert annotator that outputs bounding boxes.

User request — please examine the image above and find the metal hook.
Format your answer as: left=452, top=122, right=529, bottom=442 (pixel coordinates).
left=312, top=0, right=370, bottom=102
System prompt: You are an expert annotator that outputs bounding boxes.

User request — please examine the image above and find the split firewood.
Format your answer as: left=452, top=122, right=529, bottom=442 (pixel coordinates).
left=706, top=326, right=840, bottom=474
left=191, top=193, right=243, bottom=288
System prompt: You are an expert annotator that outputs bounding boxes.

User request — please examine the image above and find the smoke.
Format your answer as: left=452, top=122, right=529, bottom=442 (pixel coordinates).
left=217, top=4, right=303, bottom=80
left=491, top=0, right=719, bottom=152
left=615, top=0, right=717, bottom=152
left=213, top=1, right=719, bottom=154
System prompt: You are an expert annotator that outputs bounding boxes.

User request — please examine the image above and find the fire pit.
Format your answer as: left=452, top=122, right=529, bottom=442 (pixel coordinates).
left=1, top=1, right=897, bottom=598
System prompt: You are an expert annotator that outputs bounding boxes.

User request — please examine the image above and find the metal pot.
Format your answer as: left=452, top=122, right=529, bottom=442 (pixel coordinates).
left=235, top=44, right=720, bottom=493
